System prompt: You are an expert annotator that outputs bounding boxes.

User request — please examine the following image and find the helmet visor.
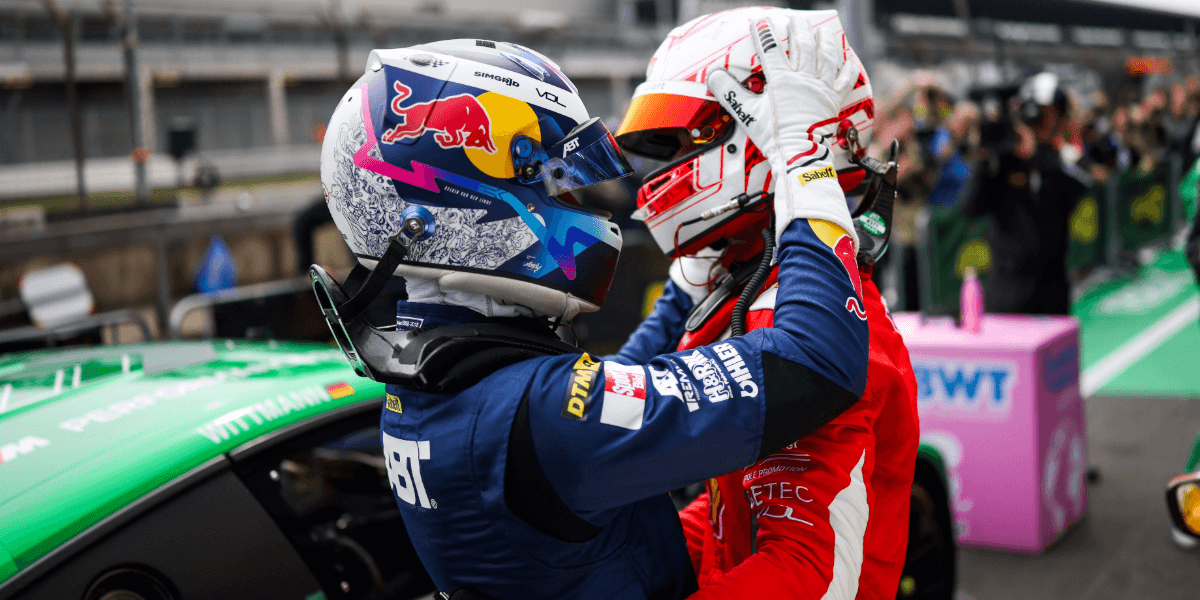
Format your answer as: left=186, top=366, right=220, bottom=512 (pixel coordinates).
left=541, top=118, right=635, bottom=197
left=616, top=93, right=734, bottom=162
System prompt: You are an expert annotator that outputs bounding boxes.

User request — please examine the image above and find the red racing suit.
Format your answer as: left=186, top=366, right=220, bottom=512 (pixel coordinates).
left=677, top=265, right=919, bottom=600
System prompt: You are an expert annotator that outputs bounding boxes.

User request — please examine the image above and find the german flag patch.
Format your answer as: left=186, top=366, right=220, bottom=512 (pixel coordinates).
left=326, top=382, right=355, bottom=399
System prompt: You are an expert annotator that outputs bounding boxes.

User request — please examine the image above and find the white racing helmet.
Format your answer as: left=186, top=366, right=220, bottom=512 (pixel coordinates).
left=616, top=8, right=875, bottom=259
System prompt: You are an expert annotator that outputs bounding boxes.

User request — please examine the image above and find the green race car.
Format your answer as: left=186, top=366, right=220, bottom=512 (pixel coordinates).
left=0, top=340, right=433, bottom=600
left=0, top=339, right=955, bottom=600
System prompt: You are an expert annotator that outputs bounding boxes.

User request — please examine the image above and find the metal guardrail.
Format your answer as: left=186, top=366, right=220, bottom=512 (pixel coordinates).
left=167, top=276, right=311, bottom=340
left=0, top=186, right=318, bottom=331
left=0, top=309, right=152, bottom=347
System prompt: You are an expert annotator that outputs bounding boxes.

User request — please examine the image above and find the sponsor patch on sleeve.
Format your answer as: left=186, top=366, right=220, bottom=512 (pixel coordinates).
left=386, top=393, right=403, bottom=414
left=682, top=350, right=732, bottom=403
left=798, top=166, right=836, bottom=186
left=600, top=362, right=647, bottom=430
left=712, top=343, right=759, bottom=398
left=561, top=353, right=602, bottom=421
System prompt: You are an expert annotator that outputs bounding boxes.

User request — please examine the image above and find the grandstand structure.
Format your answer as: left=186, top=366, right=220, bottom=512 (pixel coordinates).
left=0, top=0, right=673, bottom=171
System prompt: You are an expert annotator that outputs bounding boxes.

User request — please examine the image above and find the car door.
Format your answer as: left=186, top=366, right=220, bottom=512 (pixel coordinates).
left=229, top=402, right=435, bottom=600
left=4, top=402, right=433, bottom=600
left=7, top=459, right=325, bottom=600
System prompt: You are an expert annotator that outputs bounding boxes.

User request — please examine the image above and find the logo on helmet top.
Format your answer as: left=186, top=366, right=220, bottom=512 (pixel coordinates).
left=537, top=88, right=565, bottom=107
left=475, top=71, right=520, bottom=87
left=381, top=81, right=498, bottom=154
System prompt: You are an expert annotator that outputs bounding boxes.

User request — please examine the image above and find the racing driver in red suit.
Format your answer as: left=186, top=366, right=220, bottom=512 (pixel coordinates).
left=611, top=8, right=920, bottom=599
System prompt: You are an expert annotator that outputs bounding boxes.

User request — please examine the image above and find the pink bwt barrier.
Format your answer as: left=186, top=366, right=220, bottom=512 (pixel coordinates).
left=894, top=313, right=1088, bottom=553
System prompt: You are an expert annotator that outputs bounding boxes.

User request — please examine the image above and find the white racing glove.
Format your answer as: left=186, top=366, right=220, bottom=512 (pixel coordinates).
left=706, top=17, right=859, bottom=249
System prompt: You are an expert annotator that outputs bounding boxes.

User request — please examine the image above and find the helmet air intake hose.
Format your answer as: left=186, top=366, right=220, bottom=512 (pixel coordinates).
left=731, top=227, right=774, bottom=337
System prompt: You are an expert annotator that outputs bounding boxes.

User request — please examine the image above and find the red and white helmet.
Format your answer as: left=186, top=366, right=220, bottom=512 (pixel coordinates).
left=616, top=8, right=874, bottom=259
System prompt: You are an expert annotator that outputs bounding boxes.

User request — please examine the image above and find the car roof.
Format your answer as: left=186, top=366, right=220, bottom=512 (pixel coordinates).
left=0, top=340, right=382, bottom=584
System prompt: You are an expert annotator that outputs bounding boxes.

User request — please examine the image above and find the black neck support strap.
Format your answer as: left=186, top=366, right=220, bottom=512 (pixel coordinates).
left=310, top=229, right=579, bottom=393
left=851, top=139, right=900, bottom=266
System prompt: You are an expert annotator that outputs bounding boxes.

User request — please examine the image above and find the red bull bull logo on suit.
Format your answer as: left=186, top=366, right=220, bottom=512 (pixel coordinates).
left=382, top=81, right=498, bottom=154
left=809, top=219, right=867, bottom=321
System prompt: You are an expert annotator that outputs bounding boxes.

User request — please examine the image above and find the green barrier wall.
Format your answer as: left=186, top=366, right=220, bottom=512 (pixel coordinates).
left=1117, top=165, right=1173, bottom=251
left=1066, top=186, right=1106, bottom=271
left=919, top=161, right=1193, bottom=314
left=1181, top=158, right=1199, bottom=224
left=923, top=205, right=989, bottom=315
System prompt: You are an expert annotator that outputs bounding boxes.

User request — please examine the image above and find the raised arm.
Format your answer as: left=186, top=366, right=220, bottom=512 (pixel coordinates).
left=606, top=256, right=720, bottom=365
left=516, top=17, right=869, bottom=519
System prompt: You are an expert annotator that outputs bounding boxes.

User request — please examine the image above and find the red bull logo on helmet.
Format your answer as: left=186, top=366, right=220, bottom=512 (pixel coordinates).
left=381, top=81, right=498, bottom=154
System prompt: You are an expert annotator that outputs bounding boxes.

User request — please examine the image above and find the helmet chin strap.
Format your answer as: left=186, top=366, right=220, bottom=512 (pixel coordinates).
left=334, top=214, right=428, bottom=319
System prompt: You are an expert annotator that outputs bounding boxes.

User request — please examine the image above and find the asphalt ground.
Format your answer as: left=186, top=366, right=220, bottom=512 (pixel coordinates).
left=956, top=394, right=1200, bottom=600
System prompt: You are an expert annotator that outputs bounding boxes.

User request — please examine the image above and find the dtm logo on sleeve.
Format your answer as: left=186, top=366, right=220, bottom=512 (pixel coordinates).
left=383, top=433, right=435, bottom=509
left=713, top=343, right=759, bottom=398
left=562, top=353, right=601, bottom=420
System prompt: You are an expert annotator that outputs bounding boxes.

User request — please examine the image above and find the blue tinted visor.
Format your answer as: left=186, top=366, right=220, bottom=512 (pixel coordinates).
left=541, top=118, right=635, bottom=197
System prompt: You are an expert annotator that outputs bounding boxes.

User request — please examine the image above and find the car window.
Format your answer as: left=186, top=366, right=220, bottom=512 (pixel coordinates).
left=233, top=415, right=435, bottom=600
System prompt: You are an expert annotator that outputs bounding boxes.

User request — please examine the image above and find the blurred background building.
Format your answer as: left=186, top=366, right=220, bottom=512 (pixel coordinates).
left=4, top=4, right=1200, bottom=597
left=1, top=0, right=1196, bottom=189
left=0, top=0, right=1198, bottom=353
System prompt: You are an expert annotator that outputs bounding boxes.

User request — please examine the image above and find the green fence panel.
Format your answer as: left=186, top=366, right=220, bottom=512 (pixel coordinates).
left=1066, top=185, right=1106, bottom=271
left=1181, top=157, right=1199, bottom=224
left=924, top=206, right=990, bottom=315
left=1117, top=165, right=1172, bottom=252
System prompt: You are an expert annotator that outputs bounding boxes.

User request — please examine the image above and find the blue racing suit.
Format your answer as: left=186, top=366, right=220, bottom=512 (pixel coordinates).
left=382, top=218, right=869, bottom=600
left=607, top=275, right=695, bottom=365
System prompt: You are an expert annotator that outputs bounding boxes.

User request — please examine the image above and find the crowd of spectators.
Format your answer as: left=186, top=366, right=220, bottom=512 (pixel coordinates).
left=868, top=70, right=1200, bottom=313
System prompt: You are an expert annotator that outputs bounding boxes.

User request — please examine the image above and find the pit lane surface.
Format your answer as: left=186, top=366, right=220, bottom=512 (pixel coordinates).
left=957, top=394, right=1200, bottom=600
left=1076, top=251, right=1200, bottom=398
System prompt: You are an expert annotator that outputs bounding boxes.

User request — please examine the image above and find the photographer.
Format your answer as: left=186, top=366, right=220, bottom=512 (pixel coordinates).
left=963, top=73, right=1091, bottom=315
left=874, top=73, right=947, bottom=310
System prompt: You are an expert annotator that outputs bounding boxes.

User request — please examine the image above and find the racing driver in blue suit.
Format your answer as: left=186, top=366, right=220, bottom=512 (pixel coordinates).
left=311, top=30, right=868, bottom=599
